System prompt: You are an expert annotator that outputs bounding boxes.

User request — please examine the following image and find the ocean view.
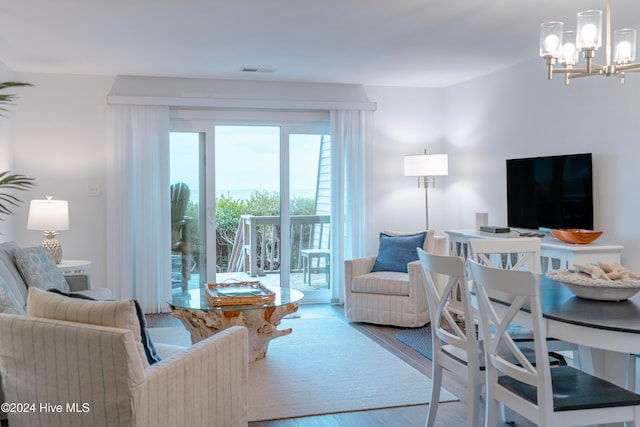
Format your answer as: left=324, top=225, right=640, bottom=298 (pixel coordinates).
left=183, top=188, right=317, bottom=203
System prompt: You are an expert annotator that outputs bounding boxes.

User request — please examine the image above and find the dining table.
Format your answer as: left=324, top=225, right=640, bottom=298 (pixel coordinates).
left=537, top=274, right=640, bottom=390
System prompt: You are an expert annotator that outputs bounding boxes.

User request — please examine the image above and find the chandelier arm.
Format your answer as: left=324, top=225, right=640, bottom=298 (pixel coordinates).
left=605, top=0, right=612, bottom=68
left=615, top=63, right=640, bottom=73
left=553, top=63, right=606, bottom=77
left=567, top=72, right=594, bottom=80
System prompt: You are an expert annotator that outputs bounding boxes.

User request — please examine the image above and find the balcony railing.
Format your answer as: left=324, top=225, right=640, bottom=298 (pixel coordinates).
left=228, top=214, right=330, bottom=276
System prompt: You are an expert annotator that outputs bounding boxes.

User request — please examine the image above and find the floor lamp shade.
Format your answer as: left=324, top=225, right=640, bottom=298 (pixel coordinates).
left=27, top=197, right=69, bottom=264
left=403, top=153, right=448, bottom=230
left=403, top=153, right=449, bottom=177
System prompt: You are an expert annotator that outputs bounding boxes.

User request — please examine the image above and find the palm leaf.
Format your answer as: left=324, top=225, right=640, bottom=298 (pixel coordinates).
left=0, top=81, right=32, bottom=116
left=0, top=171, right=36, bottom=218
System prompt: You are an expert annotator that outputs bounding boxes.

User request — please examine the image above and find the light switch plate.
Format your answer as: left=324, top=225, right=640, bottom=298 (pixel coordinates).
left=88, top=183, right=102, bottom=197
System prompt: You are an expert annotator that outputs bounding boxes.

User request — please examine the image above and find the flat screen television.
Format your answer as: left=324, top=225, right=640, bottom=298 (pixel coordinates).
left=506, top=153, right=593, bottom=230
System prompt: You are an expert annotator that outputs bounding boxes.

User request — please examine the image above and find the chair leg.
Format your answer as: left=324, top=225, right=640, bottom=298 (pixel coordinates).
left=426, top=362, right=443, bottom=427
left=500, top=404, right=515, bottom=424
left=485, top=388, right=499, bottom=427
left=628, top=354, right=638, bottom=392
left=468, top=379, right=483, bottom=427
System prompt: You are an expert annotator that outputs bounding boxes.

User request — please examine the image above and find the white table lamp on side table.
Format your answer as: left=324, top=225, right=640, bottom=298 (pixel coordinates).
left=27, top=196, right=69, bottom=264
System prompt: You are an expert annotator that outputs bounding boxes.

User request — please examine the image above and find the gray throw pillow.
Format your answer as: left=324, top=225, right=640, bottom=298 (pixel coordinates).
left=0, top=275, right=26, bottom=314
left=13, top=246, right=70, bottom=292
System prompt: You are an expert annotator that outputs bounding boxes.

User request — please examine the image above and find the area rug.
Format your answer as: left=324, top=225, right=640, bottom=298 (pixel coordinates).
left=396, top=325, right=435, bottom=360
left=150, top=317, right=457, bottom=421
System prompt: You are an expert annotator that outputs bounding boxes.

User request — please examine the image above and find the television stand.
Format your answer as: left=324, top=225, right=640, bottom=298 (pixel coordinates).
left=445, top=229, right=624, bottom=272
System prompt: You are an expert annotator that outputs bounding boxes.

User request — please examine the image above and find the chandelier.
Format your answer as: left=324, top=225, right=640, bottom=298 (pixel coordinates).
left=539, top=0, right=640, bottom=84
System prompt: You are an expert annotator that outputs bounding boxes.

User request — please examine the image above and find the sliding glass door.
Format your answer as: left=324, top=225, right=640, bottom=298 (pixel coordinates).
left=170, top=115, right=330, bottom=303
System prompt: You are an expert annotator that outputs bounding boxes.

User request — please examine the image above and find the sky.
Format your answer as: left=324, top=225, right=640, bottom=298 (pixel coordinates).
left=170, top=125, right=324, bottom=202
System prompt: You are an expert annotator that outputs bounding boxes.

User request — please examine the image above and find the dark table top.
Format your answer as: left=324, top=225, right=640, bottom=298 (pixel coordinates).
left=541, top=275, right=640, bottom=335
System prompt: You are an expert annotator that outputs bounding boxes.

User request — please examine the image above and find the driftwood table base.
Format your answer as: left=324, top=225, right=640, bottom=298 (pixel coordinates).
left=170, top=302, right=299, bottom=362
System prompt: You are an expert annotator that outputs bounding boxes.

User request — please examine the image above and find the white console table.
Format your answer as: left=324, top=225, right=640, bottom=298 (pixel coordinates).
left=445, top=229, right=623, bottom=272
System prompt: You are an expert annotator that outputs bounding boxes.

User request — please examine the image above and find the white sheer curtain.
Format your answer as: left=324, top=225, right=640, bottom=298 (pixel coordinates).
left=106, top=105, right=171, bottom=313
left=330, top=109, right=374, bottom=303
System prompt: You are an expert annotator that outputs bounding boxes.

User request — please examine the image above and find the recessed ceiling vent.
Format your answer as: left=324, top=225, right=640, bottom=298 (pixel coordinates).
left=240, top=67, right=276, bottom=73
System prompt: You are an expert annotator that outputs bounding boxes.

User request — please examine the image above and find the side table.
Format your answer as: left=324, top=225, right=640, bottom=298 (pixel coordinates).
left=56, top=260, right=92, bottom=275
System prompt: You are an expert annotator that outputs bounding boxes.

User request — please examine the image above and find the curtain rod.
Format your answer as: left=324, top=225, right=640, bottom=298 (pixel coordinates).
left=107, top=95, right=377, bottom=111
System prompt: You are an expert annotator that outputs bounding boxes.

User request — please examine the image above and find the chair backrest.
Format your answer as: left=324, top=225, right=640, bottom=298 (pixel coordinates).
left=467, top=259, right=552, bottom=413
left=0, top=313, right=143, bottom=426
left=417, top=249, right=480, bottom=367
left=170, top=182, right=190, bottom=224
left=468, top=237, right=542, bottom=273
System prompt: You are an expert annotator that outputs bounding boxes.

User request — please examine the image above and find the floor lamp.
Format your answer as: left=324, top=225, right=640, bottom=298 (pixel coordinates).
left=403, top=151, right=448, bottom=230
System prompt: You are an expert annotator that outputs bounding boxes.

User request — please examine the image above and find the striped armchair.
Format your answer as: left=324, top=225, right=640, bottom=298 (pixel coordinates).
left=0, top=314, right=248, bottom=427
left=344, top=234, right=447, bottom=327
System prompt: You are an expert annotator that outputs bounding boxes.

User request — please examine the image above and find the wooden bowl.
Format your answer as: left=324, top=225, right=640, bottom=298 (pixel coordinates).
left=550, top=229, right=603, bottom=244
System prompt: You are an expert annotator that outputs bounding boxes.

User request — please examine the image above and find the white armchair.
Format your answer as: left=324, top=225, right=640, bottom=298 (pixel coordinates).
left=344, top=232, right=447, bottom=327
left=0, top=314, right=249, bottom=427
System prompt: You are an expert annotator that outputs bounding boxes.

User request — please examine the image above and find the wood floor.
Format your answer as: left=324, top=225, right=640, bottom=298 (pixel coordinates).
left=147, top=304, right=534, bottom=427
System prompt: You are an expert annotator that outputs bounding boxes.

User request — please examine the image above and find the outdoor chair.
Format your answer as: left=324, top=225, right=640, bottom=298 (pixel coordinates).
left=171, top=182, right=192, bottom=291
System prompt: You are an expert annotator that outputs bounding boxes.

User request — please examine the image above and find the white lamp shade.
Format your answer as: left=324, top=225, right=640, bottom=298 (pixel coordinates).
left=27, top=198, right=69, bottom=231
left=404, top=154, right=448, bottom=177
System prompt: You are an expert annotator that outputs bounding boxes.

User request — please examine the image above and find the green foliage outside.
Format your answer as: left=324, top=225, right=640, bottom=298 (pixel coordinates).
left=184, top=190, right=316, bottom=272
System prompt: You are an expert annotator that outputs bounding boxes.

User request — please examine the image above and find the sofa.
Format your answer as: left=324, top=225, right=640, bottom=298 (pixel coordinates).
left=0, top=241, right=113, bottom=311
left=0, top=242, right=250, bottom=426
left=344, top=231, right=447, bottom=328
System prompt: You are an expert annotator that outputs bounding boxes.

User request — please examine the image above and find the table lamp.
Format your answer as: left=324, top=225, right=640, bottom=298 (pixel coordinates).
left=27, top=196, right=69, bottom=264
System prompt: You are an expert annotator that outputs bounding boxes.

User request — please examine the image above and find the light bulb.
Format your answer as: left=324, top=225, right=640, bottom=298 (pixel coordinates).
left=544, top=34, right=560, bottom=54
left=562, top=42, right=577, bottom=64
left=616, top=41, right=632, bottom=62
left=580, top=24, right=598, bottom=47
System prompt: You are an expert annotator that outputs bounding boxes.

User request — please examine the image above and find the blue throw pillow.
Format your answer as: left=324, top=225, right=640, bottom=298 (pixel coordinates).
left=371, top=232, right=427, bottom=273
left=47, top=289, right=161, bottom=365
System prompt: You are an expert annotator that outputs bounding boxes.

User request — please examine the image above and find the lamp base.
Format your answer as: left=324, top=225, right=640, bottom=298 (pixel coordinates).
left=42, top=231, right=62, bottom=264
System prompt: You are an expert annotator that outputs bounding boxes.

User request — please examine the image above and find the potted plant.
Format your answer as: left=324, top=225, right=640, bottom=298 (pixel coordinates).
left=0, top=81, right=35, bottom=218
left=0, top=172, right=35, bottom=218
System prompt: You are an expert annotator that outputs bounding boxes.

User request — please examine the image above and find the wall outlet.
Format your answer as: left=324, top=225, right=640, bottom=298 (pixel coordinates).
left=88, top=183, right=102, bottom=197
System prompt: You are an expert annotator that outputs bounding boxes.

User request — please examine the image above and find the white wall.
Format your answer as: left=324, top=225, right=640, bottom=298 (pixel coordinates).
left=12, top=73, right=114, bottom=286
left=443, top=58, right=640, bottom=270
left=8, top=65, right=640, bottom=283
left=363, top=86, right=448, bottom=242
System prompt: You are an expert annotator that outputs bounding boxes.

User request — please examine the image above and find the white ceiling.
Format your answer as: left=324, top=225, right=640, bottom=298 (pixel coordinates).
left=1, top=0, right=639, bottom=88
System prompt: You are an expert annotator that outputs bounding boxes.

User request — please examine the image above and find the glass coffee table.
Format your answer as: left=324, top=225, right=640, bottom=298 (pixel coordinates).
left=168, top=286, right=304, bottom=362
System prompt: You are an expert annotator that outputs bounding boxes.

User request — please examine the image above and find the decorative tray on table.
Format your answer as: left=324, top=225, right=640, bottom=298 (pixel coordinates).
left=547, top=262, right=640, bottom=301
left=206, top=280, right=276, bottom=306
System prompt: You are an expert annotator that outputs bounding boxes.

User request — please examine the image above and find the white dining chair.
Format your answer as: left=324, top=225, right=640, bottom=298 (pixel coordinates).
left=468, top=258, right=640, bottom=427
left=416, top=249, right=563, bottom=427
left=468, top=237, right=542, bottom=273
left=417, top=249, right=484, bottom=427
left=468, top=237, right=579, bottom=368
